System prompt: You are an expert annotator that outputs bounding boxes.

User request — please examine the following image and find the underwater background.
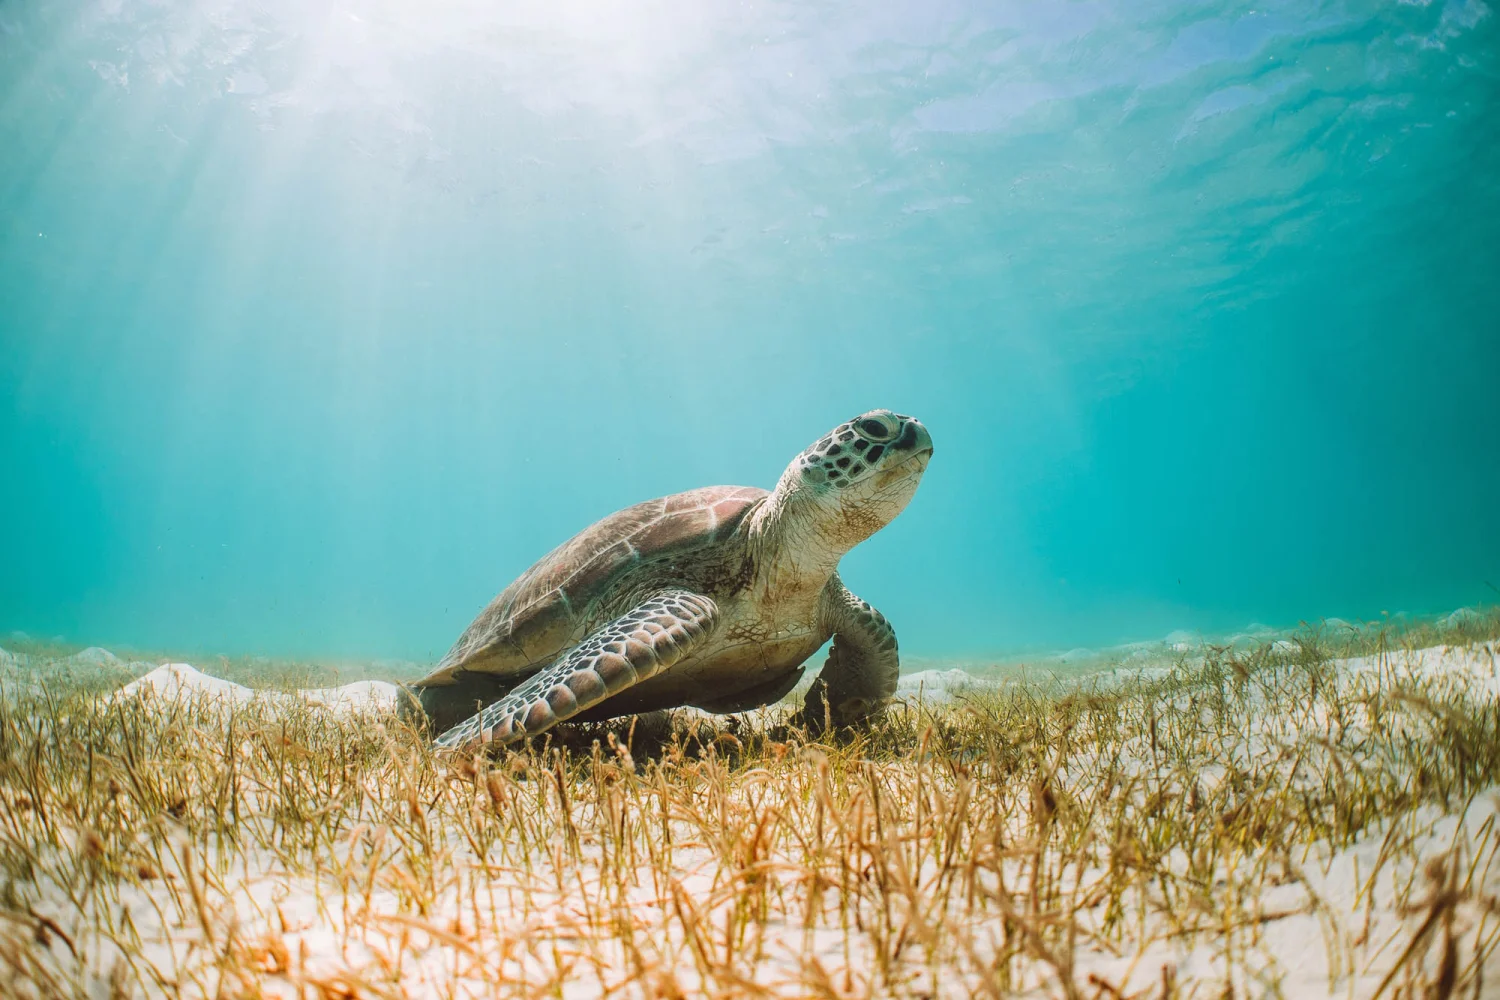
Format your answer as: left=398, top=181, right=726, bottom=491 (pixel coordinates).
left=1, top=0, right=1497, bottom=665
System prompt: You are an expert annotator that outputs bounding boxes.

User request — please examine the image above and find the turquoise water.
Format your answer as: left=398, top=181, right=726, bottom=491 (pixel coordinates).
left=1, top=0, right=1497, bottom=664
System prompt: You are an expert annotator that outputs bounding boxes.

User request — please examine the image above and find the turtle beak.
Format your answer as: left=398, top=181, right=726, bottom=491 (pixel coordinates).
left=898, top=419, right=933, bottom=462
left=873, top=419, right=933, bottom=488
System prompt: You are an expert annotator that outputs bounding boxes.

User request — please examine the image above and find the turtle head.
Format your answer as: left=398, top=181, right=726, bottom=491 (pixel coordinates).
left=771, top=409, right=933, bottom=552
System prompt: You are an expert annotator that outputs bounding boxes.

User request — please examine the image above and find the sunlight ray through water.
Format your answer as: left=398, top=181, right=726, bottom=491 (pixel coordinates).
left=1, top=0, right=1497, bottom=662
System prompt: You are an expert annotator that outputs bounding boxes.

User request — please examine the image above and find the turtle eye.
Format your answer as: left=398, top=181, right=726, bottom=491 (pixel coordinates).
left=858, top=417, right=896, bottom=441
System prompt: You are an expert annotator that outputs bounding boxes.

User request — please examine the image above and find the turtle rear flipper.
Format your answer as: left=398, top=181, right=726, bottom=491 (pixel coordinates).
left=434, top=592, right=719, bottom=752
left=401, top=667, right=540, bottom=736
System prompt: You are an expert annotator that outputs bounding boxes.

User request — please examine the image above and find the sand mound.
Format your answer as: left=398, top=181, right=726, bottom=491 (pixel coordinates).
left=117, top=662, right=400, bottom=714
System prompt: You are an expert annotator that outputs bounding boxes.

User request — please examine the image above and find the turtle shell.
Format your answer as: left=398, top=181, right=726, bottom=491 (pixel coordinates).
left=417, top=485, right=768, bottom=686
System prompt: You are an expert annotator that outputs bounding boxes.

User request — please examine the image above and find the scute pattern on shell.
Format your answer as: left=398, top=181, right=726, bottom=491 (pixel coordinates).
left=422, top=485, right=766, bottom=683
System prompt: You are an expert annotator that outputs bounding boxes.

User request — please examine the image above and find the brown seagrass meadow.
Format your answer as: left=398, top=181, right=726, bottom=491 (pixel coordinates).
left=2, top=610, right=1499, bottom=998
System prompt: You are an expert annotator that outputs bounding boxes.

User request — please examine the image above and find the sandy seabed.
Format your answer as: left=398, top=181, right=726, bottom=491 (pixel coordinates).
left=2, top=635, right=1498, bottom=999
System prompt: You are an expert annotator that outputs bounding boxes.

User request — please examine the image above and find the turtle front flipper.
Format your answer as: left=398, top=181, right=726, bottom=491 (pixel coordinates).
left=433, top=591, right=719, bottom=753
left=802, top=578, right=899, bottom=734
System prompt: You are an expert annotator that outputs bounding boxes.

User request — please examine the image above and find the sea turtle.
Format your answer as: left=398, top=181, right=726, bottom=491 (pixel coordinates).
left=406, top=409, right=933, bottom=752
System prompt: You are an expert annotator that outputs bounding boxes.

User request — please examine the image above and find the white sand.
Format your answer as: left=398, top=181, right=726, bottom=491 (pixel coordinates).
left=25, top=790, right=1500, bottom=999
left=893, top=667, right=997, bottom=702
left=7, top=641, right=1499, bottom=997
left=116, top=661, right=401, bottom=713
